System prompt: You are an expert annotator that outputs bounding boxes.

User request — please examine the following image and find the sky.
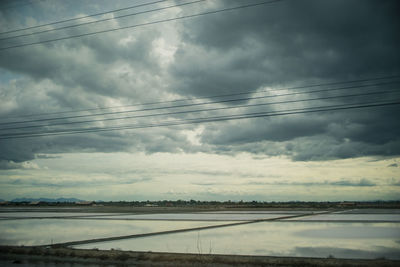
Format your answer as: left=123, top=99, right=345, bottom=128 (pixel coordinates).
left=0, top=0, right=399, bottom=201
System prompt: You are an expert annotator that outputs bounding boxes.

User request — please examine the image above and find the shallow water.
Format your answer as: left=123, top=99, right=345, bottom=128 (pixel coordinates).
left=199, top=210, right=318, bottom=214
left=285, top=214, right=400, bottom=222
left=0, top=212, right=118, bottom=218
left=2, top=209, right=399, bottom=260
left=336, top=209, right=400, bottom=214
left=75, top=221, right=400, bottom=259
left=80, top=213, right=295, bottom=221
left=0, top=219, right=234, bottom=246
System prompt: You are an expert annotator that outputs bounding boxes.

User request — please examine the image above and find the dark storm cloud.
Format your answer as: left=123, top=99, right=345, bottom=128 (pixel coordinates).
left=0, top=31, right=161, bottom=100
left=199, top=108, right=400, bottom=160
left=0, top=0, right=166, bottom=110
left=0, top=160, right=26, bottom=170
left=168, top=0, right=400, bottom=160
left=0, top=139, right=42, bottom=163
left=0, top=0, right=399, bottom=168
left=201, top=116, right=327, bottom=144
left=330, top=178, right=376, bottom=187
left=391, top=180, right=400, bottom=186
left=289, top=137, right=400, bottom=161
left=0, top=1, right=186, bottom=168
left=170, top=0, right=399, bottom=97
left=0, top=176, right=153, bottom=187
left=35, top=154, right=62, bottom=159
left=210, top=133, right=400, bottom=161
left=0, top=133, right=131, bottom=168
left=0, top=128, right=193, bottom=169
left=245, top=178, right=377, bottom=187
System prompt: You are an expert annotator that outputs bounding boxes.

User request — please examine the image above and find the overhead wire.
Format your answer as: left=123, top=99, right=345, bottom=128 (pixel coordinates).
left=0, top=0, right=206, bottom=41
left=0, top=89, right=398, bottom=132
left=0, top=101, right=399, bottom=140
left=0, top=80, right=398, bottom=126
left=0, top=3, right=397, bottom=143
left=0, top=3, right=398, bottom=140
left=1, top=99, right=397, bottom=137
left=0, top=0, right=170, bottom=36
left=2, top=74, right=399, bottom=120
left=0, top=0, right=283, bottom=51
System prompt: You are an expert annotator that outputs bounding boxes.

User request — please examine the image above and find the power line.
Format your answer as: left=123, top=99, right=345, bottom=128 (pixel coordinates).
left=2, top=75, right=399, bottom=121
left=1, top=100, right=394, bottom=137
left=0, top=0, right=206, bottom=41
left=0, top=0, right=283, bottom=51
left=0, top=89, right=397, bottom=132
left=0, top=0, right=170, bottom=36
left=0, top=101, right=398, bottom=140
left=1, top=80, right=397, bottom=126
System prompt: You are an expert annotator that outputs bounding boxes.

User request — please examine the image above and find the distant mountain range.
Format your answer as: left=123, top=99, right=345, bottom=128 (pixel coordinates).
left=10, top=197, right=84, bottom=203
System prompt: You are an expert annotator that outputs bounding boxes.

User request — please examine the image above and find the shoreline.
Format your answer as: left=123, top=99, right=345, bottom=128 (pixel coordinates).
left=1, top=246, right=399, bottom=266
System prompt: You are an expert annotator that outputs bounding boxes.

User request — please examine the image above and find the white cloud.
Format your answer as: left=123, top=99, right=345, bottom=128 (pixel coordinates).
left=0, top=0, right=399, bottom=201
left=1, top=152, right=399, bottom=201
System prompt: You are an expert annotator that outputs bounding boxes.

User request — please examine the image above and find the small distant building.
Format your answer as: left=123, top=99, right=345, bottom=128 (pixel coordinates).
left=144, top=203, right=158, bottom=207
left=75, top=201, right=94, bottom=205
left=29, top=201, right=40, bottom=205
left=339, top=202, right=355, bottom=207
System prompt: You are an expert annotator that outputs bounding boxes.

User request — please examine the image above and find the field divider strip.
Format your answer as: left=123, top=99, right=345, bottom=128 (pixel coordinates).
left=46, top=211, right=334, bottom=248
left=276, top=219, right=400, bottom=223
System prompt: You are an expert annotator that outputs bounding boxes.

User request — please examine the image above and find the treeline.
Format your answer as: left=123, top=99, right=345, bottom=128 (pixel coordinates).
left=3, top=199, right=399, bottom=209
left=104, top=200, right=400, bottom=209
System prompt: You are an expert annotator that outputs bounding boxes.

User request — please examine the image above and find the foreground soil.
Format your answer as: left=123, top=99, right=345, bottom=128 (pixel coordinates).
left=1, top=246, right=399, bottom=267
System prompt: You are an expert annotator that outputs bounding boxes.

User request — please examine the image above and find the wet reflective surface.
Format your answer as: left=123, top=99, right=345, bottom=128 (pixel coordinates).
left=0, top=212, right=117, bottom=218
left=79, top=213, right=293, bottom=221
left=1, top=208, right=399, bottom=260
left=285, top=214, right=400, bottom=222
left=75, top=221, right=400, bottom=259
left=0, top=219, right=234, bottom=246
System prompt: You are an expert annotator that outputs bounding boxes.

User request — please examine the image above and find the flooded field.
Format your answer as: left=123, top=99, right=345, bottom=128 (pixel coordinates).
left=0, top=212, right=118, bottom=218
left=0, top=219, right=236, bottom=246
left=76, top=222, right=400, bottom=259
left=285, top=214, right=400, bottom=222
left=78, top=213, right=293, bottom=221
left=1, top=208, right=399, bottom=260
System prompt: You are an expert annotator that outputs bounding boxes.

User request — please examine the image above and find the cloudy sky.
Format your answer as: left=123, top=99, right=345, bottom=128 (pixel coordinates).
left=0, top=0, right=399, bottom=201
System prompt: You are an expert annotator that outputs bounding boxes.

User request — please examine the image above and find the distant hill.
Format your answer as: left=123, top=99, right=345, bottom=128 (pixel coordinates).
left=11, top=197, right=84, bottom=203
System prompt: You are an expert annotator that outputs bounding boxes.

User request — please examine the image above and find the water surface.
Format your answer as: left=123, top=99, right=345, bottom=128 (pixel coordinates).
left=285, top=214, right=400, bottom=222
left=0, top=219, right=233, bottom=246
left=75, top=221, right=400, bottom=259
left=80, top=213, right=294, bottom=221
left=0, top=212, right=119, bottom=218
